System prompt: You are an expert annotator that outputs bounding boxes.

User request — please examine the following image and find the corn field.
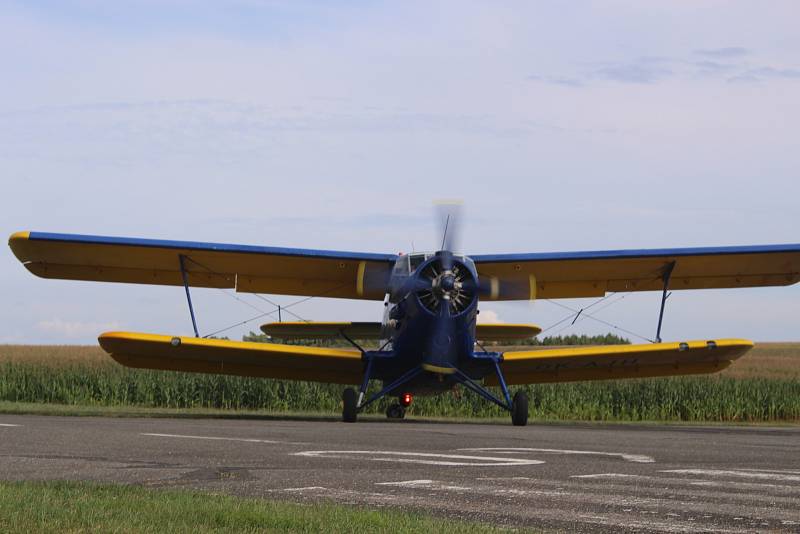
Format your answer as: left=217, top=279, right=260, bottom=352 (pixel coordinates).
left=1, top=362, right=798, bottom=422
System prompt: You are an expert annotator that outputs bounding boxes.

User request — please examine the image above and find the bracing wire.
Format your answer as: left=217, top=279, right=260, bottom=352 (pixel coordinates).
left=203, top=311, right=276, bottom=339
left=542, top=298, right=655, bottom=344
left=539, top=291, right=617, bottom=333
left=181, top=254, right=361, bottom=338
left=538, top=270, right=667, bottom=343
left=203, top=281, right=360, bottom=338
left=179, top=255, right=305, bottom=337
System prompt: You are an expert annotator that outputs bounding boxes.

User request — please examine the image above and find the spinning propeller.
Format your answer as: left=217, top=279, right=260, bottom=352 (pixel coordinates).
left=414, top=203, right=475, bottom=315
left=418, top=203, right=474, bottom=365
left=414, top=202, right=535, bottom=306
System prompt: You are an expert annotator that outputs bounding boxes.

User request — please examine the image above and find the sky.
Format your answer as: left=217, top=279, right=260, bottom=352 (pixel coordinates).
left=1, top=0, right=799, bottom=344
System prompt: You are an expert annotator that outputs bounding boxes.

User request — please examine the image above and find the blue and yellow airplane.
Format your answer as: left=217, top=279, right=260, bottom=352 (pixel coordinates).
left=8, top=223, right=800, bottom=425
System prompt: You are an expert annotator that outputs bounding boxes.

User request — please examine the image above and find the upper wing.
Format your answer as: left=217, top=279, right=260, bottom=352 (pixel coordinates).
left=99, top=332, right=363, bottom=384
left=473, top=244, right=800, bottom=300
left=9, top=231, right=396, bottom=300
left=486, top=339, right=753, bottom=386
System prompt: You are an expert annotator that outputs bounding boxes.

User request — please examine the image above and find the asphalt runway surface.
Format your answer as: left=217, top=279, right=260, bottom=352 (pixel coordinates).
left=1, top=415, right=799, bottom=533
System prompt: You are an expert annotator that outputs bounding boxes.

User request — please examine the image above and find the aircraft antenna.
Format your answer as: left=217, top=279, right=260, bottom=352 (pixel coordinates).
left=441, top=214, right=450, bottom=250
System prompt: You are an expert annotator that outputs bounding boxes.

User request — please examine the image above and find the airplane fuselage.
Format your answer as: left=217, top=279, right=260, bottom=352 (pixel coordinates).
left=374, top=252, right=495, bottom=395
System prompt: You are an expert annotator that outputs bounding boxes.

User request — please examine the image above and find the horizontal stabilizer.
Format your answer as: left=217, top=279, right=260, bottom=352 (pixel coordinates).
left=476, top=323, right=541, bottom=341
left=262, top=322, right=383, bottom=339
left=260, top=321, right=542, bottom=341
left=488, top=339, right=753, bottom=385
left=99, top=332, right=363, bottom=384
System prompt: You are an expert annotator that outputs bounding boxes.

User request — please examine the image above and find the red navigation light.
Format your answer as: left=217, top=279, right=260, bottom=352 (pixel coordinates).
left=401, top=393, right=413, bottom=407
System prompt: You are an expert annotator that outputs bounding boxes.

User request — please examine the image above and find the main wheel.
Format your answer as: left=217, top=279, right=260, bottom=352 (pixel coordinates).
left=511, top=391, right=528, bottom=426
left=386, top=403, right=406, bottom=419
left=342, top=387, right=358, bottom=423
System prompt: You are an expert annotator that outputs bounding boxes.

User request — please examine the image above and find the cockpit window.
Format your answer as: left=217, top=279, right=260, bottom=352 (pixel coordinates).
left=392, top=255, right=410, bottom=275
left=409, top=254, right=427, bottom=272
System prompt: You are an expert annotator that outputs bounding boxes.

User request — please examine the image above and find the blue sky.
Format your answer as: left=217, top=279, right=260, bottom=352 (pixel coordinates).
left=1, top=1, right=798, bottom=343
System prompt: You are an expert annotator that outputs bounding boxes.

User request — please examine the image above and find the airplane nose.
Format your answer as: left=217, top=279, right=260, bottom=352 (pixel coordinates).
left=440, top=274, right=456, bottom=291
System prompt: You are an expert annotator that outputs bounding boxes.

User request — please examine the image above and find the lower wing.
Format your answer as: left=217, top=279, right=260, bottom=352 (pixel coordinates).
left=488, top=339, right=753, bottom=385
left=99, top=332, right=363, bottom=384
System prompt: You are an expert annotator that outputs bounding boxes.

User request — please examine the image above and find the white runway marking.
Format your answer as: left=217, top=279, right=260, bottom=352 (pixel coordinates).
left=141, top=433, right=301, bottom=445
left=477, top=476, right=531, bottom=481
left=376, top=480, right=472, bottom=491
left=571, top=473, right=643, bottom=479
left=660, top=469, right=800, bottom=482
left=460, top=447, right=654, bottom=464
left=0, top=424, right=22, bottom=427
left=737, top=468, right=800, bottom=475
left=283, top=486, right=326, bottom=492
left=293, top=450, right=545, bottom=467
left=574, top=472, right=798, bottom=492
left=375, top=480, right=434, bottom=487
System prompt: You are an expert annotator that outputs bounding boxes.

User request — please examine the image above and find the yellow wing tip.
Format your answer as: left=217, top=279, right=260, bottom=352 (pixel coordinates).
left=99, top=331, right=161, bottom=340
left=476, top=323, right=542, bottom=339
left=502, top=323, right=543, bottom=335
left=8, top=232, right=32, bottom=265
left=9, top=231, right=30, bottom=241
left=702, top=338, right=754, bottom=349
left=98, top=331, right=159, bottom=351
left=726, top=338, right=755, bottom=350
left=8, top=231, right=30, bottom=249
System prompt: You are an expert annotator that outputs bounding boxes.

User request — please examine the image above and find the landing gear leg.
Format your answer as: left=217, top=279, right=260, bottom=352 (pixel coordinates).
left=454, top=362, right=526, bottom=426
left=342, top=388, right=357, bottom=423
left=511, top=391, right=528, bottom=427
left=386, top=403, right=406, bottom=419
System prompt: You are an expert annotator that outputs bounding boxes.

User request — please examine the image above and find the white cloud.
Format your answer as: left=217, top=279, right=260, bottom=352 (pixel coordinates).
left=477, top=310, right=502, bottom=325
left=36, top=319, right=121, bottom=339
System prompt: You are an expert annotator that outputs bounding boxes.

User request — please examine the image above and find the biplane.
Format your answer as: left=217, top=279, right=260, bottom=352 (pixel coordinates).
left=8, top=216, right=800, bottom=425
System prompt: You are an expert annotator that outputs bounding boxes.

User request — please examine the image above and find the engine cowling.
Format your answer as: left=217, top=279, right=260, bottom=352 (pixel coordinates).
left=414, top=254, right=477, bottom=316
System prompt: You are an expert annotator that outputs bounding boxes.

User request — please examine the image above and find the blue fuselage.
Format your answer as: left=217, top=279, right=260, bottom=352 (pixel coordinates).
left=371, top=253, right=493, bottom=395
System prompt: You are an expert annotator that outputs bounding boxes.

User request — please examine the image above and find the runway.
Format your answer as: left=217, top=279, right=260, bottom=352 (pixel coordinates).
left=1, top=415, right=798, bottom=532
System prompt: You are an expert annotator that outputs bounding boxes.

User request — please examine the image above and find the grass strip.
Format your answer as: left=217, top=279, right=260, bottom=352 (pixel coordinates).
left=0, top=481, right=515, bottom=533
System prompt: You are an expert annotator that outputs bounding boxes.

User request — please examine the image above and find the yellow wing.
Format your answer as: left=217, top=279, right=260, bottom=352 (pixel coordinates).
left=260, top=321, right=542, bottom=341
left=9, top=231, right=396, bottom=300
left=487, top=339, right=753, bottom=385
left=98, top=332, right=363, bottom=384
left=473, top=244, right=800, bottom=300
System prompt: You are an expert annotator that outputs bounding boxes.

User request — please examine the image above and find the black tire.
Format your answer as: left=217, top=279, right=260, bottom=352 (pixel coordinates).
left=342, top=388, right=358, bottom=423
left=386, top=403, right=406, bottom=419
left=511, top=391, right=528, bottom=427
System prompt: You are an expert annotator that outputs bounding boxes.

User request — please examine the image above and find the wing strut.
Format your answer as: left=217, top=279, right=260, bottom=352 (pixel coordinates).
left=655, top=261, right=676, bottom=343
left=179, top=255, right=200, bottom=338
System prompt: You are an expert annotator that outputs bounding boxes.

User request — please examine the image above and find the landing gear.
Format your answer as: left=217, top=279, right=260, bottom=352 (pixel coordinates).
left=342, top=387, right=358, bottom=423
left=386, top=403, right=406, bottom=419
left=511, top=391, right=528, bottom=427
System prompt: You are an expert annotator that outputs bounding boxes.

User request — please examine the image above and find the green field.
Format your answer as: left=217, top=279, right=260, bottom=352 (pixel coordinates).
left=0, top=481, right=511, bottom=533
left=1, top=342, right=799, bottom=422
